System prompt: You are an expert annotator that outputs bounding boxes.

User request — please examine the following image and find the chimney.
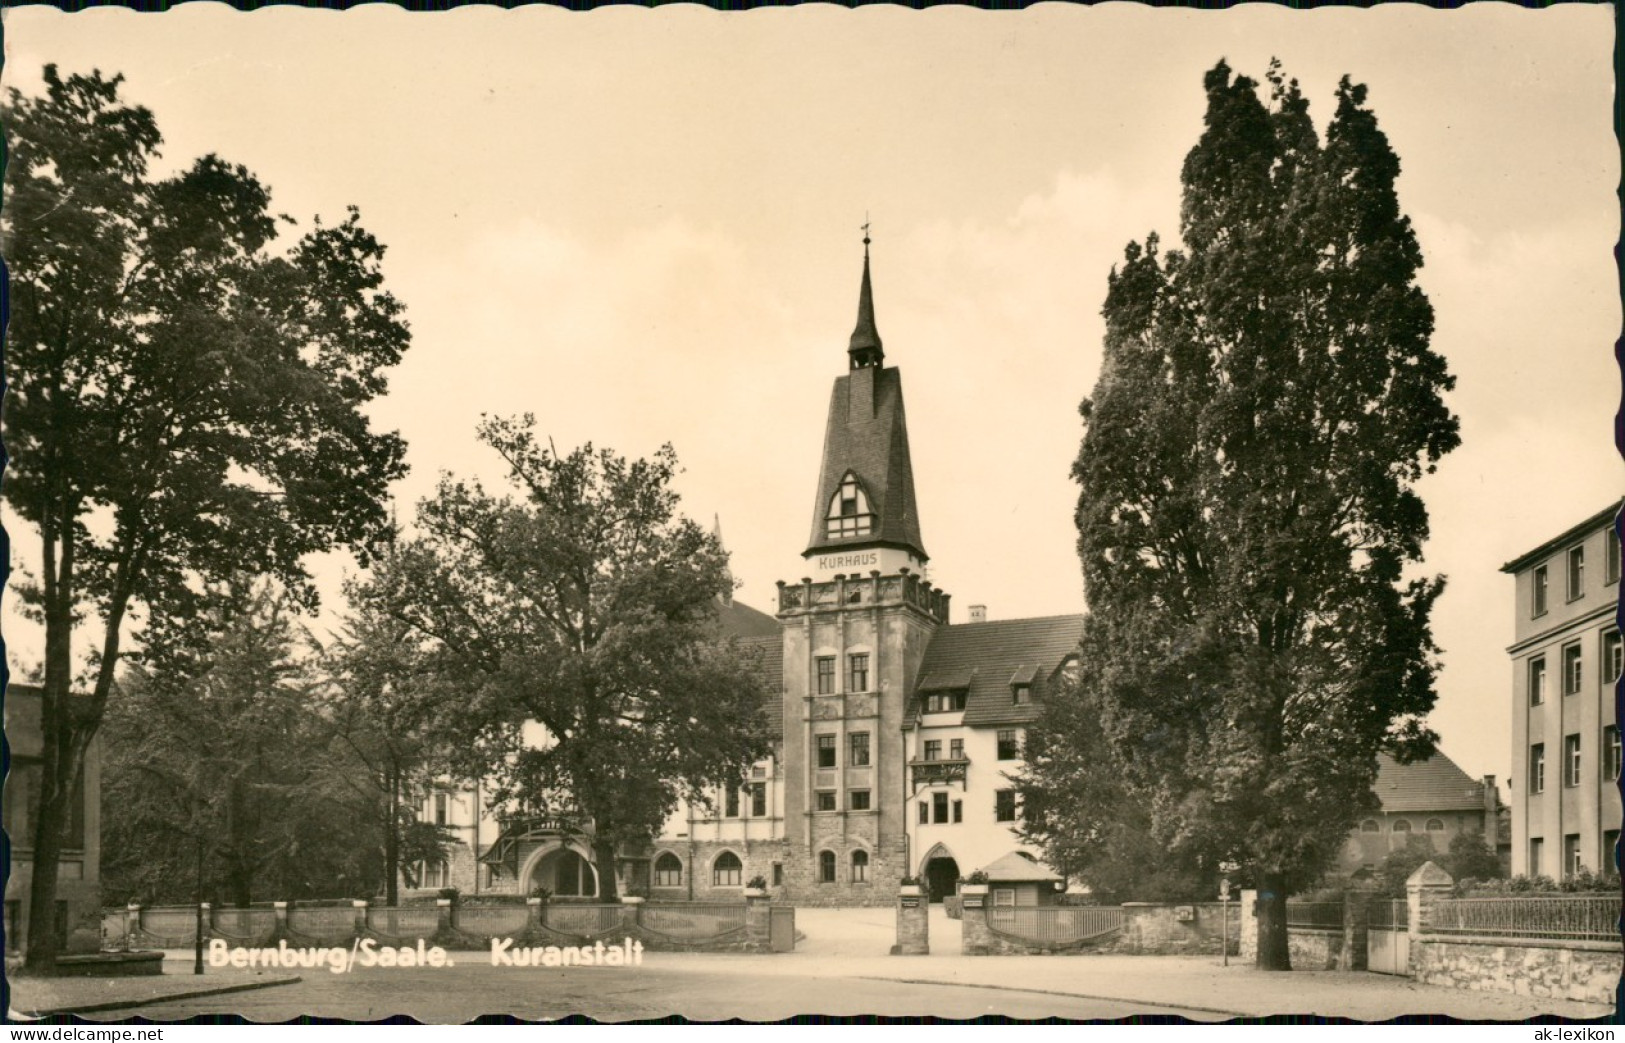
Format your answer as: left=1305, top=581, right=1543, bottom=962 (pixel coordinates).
left=1482, top=775, right=1498, bottom=845
left=969, top=605, right=987, bottom=624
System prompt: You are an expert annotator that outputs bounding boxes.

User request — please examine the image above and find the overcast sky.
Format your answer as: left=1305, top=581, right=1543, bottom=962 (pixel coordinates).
left=3, top=3, right=1618, bottom=788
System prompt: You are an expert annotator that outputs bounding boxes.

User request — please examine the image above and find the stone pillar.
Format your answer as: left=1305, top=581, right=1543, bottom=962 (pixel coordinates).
left=958, top=884, right=988, bottom=955
left=125, top=903, right=140, bottom=950
left=352, top=899, right=369, bottom=938
left=435, top=897, right=454, bottom=936
left=895, top=885, right=928, bottom=955
left=273, top=901, right=290, bottom=943
left=1343, top=888, right=1375, bottom=972
left=526, top=897, right=544, bottom=934
left=1405, top=861, right=1453, bottom=977
left=744, top=893, right=772, bottom=952
left=1238, top=889, right=1258, bottom=963
left=621, top=895, right=645, bottom=935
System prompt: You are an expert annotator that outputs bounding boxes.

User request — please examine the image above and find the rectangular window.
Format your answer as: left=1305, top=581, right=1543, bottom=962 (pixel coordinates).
left=1563, top=643, right=1584, bottom=695
left=816, top=734, right=837, bottom=769
left=1564, top=734, right=1582, bottom=787
left=933, top=791, right=949, bottom=824
left=1567, top=545, right=1586, bottom=601
left=924, top=740, right=942, bottom=762
left=952, top=799, right=963, bottom=824
left=850, top=732, right=870, bottom=767
left=1530, top=657, right=1547, bottom=706
left=995, top=790, right=1018, bottom=823
left=949, top=738, right=964, bottom=761
left=816, top=657, right=836, bottom=695
left=997, top=730, right=1019, bottom=760
left=750, top=782, right=767, bottom=818
left=816, top=791, right=836, bottom=812
left=655, top=859, right=682, bottom=888
left=849, top=790, right=871, bottom=812
left=848, top=653, right=869, bottom=693
left=1609, top=530, right=1621, bottom=585
left=1605, top=725, right=1621, bottom=782
left=1604, top=630, right=1622, bottom=685
left=725, top=786, right=740, bottom=818
left=1605, top=832, right=1621, bottom=874
left=772, top=863, right=784, bottom=887
left=1529, top=837, right=1545, bottom=876
left=1532, top=564, right=1549, bottom=617
left=851, top=853, right=868, bottom=883
left=1564, top=834, right=1582, bottom=877
left=1012, top=684, right=1031, bottom=705
left=434, top=793, right=448, bottom=827
left=924, top=691, right=966, bottom=713
left=918, top=802, right=929, bottom=825
left=1530, top=744, right=1546, bottom=794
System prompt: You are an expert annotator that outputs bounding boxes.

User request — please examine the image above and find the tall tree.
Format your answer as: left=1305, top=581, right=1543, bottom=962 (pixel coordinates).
left=351, top=416, right=771, bottom=900
left=1024, top=60, right=1459, bottom=970
left=3, top=67, right=409, bottom=969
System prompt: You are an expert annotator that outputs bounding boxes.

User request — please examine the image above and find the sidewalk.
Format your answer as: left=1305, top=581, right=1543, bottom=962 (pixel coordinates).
left=8, top=953, right=300, bottom=1018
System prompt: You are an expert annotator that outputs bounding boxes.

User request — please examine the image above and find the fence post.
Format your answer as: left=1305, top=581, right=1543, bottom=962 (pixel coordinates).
left=273, top=901, right=289, bottom=943
left=1237, top=889, right=1258, bottom=963
left=891, top=883, right=927, bottom=955
left=126, top=903, right=141, bottom=948
left=1343, top=888, right=1375, bottom=972
left=744, top=894, right=772, bottom=953
left=352, top=899, right=369, bottom=939
left=958, top=884, right=989, bottom=955
left=526, top=897, right=544, bottom=935
left=621, top=896, right=645, bottom=936
left=1405, top=860, right=1453, bottom=977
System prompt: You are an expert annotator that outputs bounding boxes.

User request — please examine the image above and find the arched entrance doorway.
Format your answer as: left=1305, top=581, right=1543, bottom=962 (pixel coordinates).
left=921, top=846, right=960, bottom=904
left=521, top=845, right=600, bottom=898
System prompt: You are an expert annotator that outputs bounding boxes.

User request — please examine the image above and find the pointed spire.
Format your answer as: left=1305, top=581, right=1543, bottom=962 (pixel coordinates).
left=712, top=513, right=734, bottom=607
left=848, top=224, right=884, bottom=369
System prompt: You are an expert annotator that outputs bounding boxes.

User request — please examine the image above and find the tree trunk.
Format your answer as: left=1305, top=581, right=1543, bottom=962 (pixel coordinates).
left=1255, top=871, right=1292, bottom=971
left=384, top=764, right=400, bottom=907
left=24, top=571, right=81, bottom=974
left=592, top=838, right=620, bottom=902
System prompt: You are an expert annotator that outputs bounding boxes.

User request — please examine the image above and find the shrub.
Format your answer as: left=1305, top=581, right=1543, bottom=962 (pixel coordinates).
left=898, top=875, right=921, bottom=887
left=960, top=871, right=989, bottom=885
left=745, top=875, right=768, bottom=891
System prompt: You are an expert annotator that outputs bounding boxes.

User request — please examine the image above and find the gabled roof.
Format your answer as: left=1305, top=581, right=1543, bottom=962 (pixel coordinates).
left=981, top=850, right=1061, bottom=883
left=1374, top=751, right=1490, bottom=813
left=736, top=634, right=785, bottom=740
left=804, top=366, right=926, bottom=562
left=718, top=599, right=780, bottom=640
left=910, top=614, right=1084, bottom=728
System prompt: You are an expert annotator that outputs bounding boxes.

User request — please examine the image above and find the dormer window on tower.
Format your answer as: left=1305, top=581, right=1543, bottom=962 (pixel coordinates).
left=826, top=473, right=875, bottom=538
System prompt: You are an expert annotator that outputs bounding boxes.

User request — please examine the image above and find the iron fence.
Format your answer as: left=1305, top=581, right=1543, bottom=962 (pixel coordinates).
left=984, top=906, right=1126, bottom=946
left=365, top=907, right=440, bottom=939
left=639, top=902, right=746, bottom=940
left=454, top=906, right=530, bottom=938
left=1286, top=902, right=1344, bottom=930
left=1427, top=896, right=1619, bottom=942
left=286, top=906, right=359, bottom=942
left=541, top=904, right=622, bottom=936
left=1367, top=899, right=1408, bottom=930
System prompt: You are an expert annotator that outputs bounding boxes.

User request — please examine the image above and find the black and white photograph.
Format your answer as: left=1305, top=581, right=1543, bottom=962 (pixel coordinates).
left=1, top=1, right=1619, bottom=1024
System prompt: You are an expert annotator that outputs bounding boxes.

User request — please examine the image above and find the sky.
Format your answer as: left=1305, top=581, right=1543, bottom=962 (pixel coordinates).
left=2, top=2, right=1618, bottom=789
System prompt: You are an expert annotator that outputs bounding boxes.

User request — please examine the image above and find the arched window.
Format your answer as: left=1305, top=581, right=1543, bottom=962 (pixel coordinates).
left=826, top=474, right=874, bottom=538
left=713, top=851, right=742, bottom=887
left=851, top=849, right=869, bottom=883
left=1360, top=820, right=1380, bottom=833
left=1392, top=819, right=1411, bottom=834
left=654, top=852, right=683, bottom=888
left=1425, top=818, right=1445, bottom=832
left=819, top=850, right=837, bottom=883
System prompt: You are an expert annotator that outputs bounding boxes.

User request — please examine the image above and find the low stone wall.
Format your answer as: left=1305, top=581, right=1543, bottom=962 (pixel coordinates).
left=1412, top=936, right=1620, bottom=1006
left=1287, top=927, right=1345, bottom=971
left=1107, top=903, right=1240, bottom=956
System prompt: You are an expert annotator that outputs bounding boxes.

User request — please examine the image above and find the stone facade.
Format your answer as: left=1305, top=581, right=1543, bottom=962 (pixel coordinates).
left=894, top=890, right=929, bottom=955
left=1287, top=928, right=1346, bottom=971
left=1106, top=903, right=1240, bottom=957
left=1410, top=937, right=1620, bottom=1005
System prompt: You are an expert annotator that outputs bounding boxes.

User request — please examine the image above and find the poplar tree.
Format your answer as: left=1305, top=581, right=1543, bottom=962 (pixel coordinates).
left=1024, top=60, right=1459, bottom=970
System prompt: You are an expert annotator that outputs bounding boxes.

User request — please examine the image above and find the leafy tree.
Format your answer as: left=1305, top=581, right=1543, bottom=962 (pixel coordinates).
left=1441, top=828, right=1503, bottom=886
left=1370, top=834, right=1440, bottom=898
left=1025, top=60, right=1459, bottom=971
left=350, top=416, right=772, bottom=900
left=2, top=66, right=409, bottom=968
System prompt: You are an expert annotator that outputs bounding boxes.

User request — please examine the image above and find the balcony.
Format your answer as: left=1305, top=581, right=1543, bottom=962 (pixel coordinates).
left=909, top=757, right=970, bottom=792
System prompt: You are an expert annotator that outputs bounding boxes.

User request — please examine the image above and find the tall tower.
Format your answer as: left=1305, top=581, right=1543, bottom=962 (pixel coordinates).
left=776, top=235, right=950, bottom=904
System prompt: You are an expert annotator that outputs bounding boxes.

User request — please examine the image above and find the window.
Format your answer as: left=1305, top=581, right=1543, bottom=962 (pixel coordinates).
left=952, top=799, right=963, bottom=823
left=924, top=740, right=942, bottom=762
left=816, top=657, right=836, bottom=695
left=826, top=474, right=874, bottom=538
left=772, top=863, right=784, bottom=887
left=1360, top=820, right=1380, bottom=832
left=1530, top=744, right=1546, bottom=794
left=851, top=850, right=869, bottom=883
left=1567, top=545, right=1586, bottom=601
left=1530, top=657, right=1547, bottom=706
left=924, top=691, right=966, bottom=713
left=1604, top=630, right=1622, bottom=685
left=418, top=860, right=449, bottom=889
left=850, top=732, right=870, bottom=767
left=933, top=791, right=949, bottom=824
left=654, top=853, right=682, bottom=888
left=819, top=850, right=837, bottom=883
left=1392, top=819, right=1411, bottom=834
left=1529, top=837, right=1545, bottom=876
left=750, top=782, right=767, bottom=818
left=1565, top=734, right=1582, bottom=787
left=1563, top=644, right=1583, bottom=696
left=817, top=734, right=837, bottom=769
left=1606, top=725, right=1621, bottom=782
left=1012, top=684, right=1031, bottom=705
left=1605, top=832, right=1620, bottom=873
left=995, top=790, right=1018, bottom=823
left=1609, top=531, right=1621, bottom=585
left=919, top=802, right=929, bottom=825
left=949, top=738, right=964, bottom=761
left=1533, top=564, right=1549, bottom=617
left=848, top=654, right=869, bottom=693
left=997, top=730, right=1019, bottom=760
left=816, top=791, right=836, bottom=812
left=714, top=852, right=743, bottom=887
left=849, top=790, right=871, bottom=811
left=1564, top=834, right=1582, bottom=877
left=1425, top=818, right=1445, bottom=832
left=434, top=793, right=448, bottom=826
left=725, top=786, right=741, bottom=818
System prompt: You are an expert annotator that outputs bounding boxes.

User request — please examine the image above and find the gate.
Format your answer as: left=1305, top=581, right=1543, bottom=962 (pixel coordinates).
left=1367, top=899, right=1409, bottom=975
left=768, top=905, right=795, bottom=952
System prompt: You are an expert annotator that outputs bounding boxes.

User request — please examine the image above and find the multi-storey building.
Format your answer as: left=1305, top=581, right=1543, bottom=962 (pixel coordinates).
left=417, top=241, right=1082, bottom=904
left=1502, top=502, right=1622, bottom=878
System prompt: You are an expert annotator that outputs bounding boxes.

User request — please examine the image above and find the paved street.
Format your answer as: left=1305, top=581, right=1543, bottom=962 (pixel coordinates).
left=18, top=907, right=1614, bottom=1023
